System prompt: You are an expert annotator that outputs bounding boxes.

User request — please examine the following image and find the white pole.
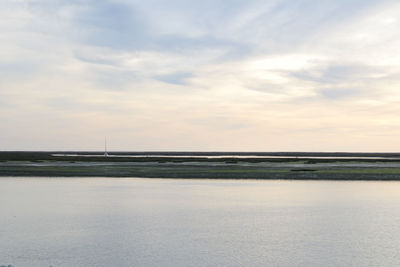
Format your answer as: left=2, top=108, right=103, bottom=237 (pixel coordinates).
left=104, top=137, right=108, bottom=157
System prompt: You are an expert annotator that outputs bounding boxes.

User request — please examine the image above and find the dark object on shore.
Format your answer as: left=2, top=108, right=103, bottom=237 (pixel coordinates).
left=291, top=169, right=317, bottom=172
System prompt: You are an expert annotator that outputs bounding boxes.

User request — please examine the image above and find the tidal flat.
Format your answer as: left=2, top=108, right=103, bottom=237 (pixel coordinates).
left=2, top=152, right=400, bottom=180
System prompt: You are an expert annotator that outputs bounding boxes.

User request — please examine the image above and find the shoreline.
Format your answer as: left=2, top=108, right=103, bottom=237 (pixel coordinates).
left=2, top=152, right=400, bottom=180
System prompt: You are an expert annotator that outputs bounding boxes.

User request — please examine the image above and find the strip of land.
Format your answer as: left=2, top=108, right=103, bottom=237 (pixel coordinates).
left=2, top=152, right=400, bottom=180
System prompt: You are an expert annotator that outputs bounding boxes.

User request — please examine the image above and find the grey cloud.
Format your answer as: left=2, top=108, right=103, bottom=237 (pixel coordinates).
left=318, top=88, right=360, bottom=100
left=0, top=62, right=41, bottom=76
left=243, top=63, right=379, bottom=102
left=21, top=0, right=388, bottom=64
left=71, top=1, right=149, bottom=50
left=155, top=72, right=193, bottom=85
left=22, top=0, right=388, bottom=53
left=89, top=69, right=138, bottom=90
left=289, top=63, right=395, bottom=101
left=74, top=53, right=121, bottom=67
left=292, top=64, right=377, bottom=84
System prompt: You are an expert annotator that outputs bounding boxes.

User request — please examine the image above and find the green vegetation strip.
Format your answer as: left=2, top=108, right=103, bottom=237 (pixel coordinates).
left=2, top=161, right=400, bottom=180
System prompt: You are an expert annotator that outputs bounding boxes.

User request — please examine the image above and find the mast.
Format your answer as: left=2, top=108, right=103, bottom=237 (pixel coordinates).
left=104, top=137, right=108, bottom=157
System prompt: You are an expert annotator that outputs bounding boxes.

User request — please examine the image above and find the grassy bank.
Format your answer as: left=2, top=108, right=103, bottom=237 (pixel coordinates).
left=2, top=152, right=400, bottom=180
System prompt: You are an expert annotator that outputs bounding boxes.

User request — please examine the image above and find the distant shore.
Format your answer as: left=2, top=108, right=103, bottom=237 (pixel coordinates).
left=2, top=151, right=400, bottom=180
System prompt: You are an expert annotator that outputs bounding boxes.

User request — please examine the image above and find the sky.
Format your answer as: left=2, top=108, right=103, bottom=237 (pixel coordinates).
left=1, top=0, right=400, bottom=152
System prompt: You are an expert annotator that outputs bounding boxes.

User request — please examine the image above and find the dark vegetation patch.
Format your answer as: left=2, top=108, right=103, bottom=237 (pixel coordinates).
left=291, top=169, right=317, bottom=172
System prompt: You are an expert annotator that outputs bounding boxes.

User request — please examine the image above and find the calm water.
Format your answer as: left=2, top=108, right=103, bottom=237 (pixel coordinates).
left=1, top=178, right=400, bottom=266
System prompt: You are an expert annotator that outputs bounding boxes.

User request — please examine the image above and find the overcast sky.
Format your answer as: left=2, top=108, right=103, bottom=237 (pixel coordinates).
left=1, top=0, right=400, bottom=151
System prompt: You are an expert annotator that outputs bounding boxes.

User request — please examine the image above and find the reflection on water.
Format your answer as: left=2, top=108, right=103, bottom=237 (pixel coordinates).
left=1, top=178, right=400, bottom=266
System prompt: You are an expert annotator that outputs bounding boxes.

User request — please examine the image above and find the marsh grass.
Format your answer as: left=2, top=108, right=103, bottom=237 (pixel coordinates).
left=1, top=152, right=400, bottom=180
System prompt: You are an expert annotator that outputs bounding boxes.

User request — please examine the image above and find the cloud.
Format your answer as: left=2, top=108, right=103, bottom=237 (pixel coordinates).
left=318, top=88, right=360, bottom=100
left=2, top=0, right=400, bottom=151
left=155, top=72, right=193, bottom=85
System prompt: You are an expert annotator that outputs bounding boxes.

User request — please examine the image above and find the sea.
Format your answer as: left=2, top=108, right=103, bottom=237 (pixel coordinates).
left=1, top=177, right=400, bottom=266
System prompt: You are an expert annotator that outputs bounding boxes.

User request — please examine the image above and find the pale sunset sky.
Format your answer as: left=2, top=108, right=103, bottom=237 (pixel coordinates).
left=1, top=0, right=400, bottom=151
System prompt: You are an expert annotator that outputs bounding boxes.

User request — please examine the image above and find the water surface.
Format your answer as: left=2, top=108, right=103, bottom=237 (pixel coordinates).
left=1, top=178, right=400, bottom=266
